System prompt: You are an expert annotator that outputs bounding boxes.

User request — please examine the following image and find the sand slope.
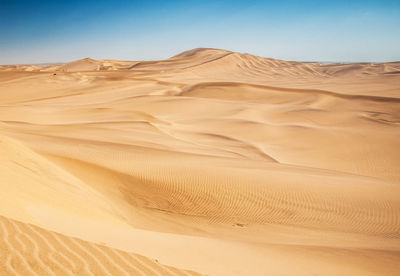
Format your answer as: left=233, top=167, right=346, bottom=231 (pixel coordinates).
left=0, top=215, right=202, bottom=276
left=0, top=48, right=400, bottom=275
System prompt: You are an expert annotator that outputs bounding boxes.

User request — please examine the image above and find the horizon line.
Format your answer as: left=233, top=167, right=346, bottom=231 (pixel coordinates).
left=1, top=48, right=400, bottom=66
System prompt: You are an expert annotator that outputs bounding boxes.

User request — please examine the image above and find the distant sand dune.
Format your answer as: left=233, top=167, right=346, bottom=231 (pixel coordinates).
left=180, top=81, right=400, bottom=103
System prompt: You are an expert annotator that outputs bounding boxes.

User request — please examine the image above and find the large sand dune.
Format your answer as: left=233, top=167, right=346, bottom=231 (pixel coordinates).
left=0, top=48, right=399, bottom=275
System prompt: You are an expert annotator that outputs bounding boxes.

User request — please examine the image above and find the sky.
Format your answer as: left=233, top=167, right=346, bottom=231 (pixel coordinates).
left=0, top=0, right=400, bottom=64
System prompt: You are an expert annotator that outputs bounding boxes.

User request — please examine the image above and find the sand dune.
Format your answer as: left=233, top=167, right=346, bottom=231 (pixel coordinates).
left=0, top=48, right=399, bottom=275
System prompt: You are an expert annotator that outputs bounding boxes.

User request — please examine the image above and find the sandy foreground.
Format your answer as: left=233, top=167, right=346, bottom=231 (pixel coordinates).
left=0, top=48, right=399, bottom=275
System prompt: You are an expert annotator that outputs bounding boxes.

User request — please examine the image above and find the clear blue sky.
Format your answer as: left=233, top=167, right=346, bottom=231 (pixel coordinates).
left=1, top=0, right=399, bottom=64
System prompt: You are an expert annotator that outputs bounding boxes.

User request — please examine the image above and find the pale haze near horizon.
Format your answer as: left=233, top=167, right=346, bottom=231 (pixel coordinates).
left=0, top=0, right=399, bottom=64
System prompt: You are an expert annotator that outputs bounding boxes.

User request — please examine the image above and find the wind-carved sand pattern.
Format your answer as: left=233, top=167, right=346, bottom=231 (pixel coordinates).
left=0, top=215, right=203, bottom=276
left=0, top=48, right=400, bottom=275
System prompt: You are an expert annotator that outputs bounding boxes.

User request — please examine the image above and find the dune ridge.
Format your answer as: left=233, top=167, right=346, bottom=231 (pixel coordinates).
left=0, top=48, right=399, bottom=275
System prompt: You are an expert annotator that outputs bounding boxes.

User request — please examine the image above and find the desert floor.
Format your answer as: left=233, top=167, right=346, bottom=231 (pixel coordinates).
left=0, top=48, right=400, bottom=275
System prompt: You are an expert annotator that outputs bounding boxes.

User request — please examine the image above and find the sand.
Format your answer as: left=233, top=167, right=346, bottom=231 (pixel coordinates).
left=0, top=48, right=399, bottom=275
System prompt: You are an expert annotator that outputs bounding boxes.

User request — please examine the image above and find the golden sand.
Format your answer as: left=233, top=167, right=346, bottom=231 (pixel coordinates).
left=0, top=48, right=399, bottom=275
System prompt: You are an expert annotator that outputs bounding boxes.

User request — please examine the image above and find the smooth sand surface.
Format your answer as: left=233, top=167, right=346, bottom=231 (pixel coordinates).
left=0, top=48, right=400, bottom=275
